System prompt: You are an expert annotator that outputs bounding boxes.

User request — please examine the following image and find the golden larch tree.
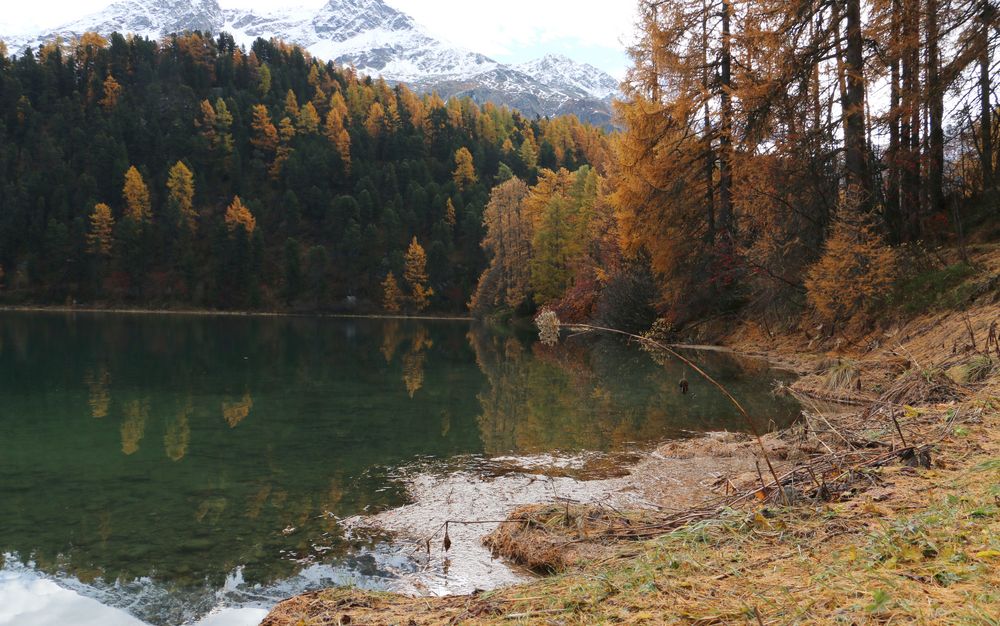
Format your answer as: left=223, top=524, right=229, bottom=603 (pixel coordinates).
left=453, top=147, right=477, bottom=190
left=122, top=166, right=151, bottom=223
left=382, top=272, right=403, bottom=313
left=166, top=161, right=196, bottom=233
left=250, top=104, right=279, bottom=154
left=271, top=117, right=296, bottom=179
left=365, top=101, right=386, bottom=137
left=470, top=177, right=531, bottom=313
left=298, top=101, right=320, bottom=134
left=805, top=218, right=898, bottom=326
left=100, top=74, right=122, bottom=110
left=445, top=198, right=457, bottom=227
left=87, top=203, right=115, bottom=256
left=324, top=109, right=351, bottom=170
left=404, top=237, right=434, bottom=311
left=225, top=196, right=256, bottom=234
left=195, top=99, right=217, bottom=144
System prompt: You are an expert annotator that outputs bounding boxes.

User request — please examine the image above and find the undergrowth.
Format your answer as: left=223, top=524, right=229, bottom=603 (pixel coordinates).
left=892, top=262, right=979, bottom=314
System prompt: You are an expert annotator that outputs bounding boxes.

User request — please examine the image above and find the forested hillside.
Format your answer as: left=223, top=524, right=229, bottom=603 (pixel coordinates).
left=0, top=32, right=609, bottom=311
left=610, top=0, right=998, bottom=333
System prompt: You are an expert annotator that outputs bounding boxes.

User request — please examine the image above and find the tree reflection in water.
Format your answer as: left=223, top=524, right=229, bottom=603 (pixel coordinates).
left=0, top=312, right=798, bottom=624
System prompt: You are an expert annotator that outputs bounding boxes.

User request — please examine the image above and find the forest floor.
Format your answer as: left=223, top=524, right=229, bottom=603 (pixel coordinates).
left=263, top=245, right=1000, bottom=625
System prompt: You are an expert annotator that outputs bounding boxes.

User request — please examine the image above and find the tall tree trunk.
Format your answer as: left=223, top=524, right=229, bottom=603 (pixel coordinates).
left=843, top=0, right=871, bottom=212
left=901, top=0, right=921, bottom=240
left=888, top=0, right=902, bottom=239
left=719, top=0, right=735, bottom=242
left=927, top=0, right=944, bottom=216
left=703, top=0, right=716, bottom=243
left=981, top=2, right=994, bottom=190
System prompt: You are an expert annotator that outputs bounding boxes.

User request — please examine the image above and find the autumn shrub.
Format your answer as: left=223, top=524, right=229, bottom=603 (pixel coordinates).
left=805, top=218, right=897, bottom=327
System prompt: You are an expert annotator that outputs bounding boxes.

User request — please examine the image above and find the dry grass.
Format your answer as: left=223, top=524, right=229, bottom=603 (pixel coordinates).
left=264, top=397, right=1000, bottom=625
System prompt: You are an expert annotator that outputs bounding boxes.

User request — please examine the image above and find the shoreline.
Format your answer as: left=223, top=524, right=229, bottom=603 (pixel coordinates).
left=262, top=299, right=1000, bottom=625
left=0, top=304, right=475, bottom=322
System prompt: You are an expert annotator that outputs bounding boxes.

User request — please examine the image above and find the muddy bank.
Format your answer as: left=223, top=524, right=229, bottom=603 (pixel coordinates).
left=339, top=427, right=827, bottom=592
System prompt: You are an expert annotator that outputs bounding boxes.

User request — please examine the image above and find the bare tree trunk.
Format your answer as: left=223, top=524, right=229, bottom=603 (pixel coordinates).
left=981, top=2, right=995, bottom=190
left=901, top=0, right=921, bottom=240
left=719, top=0, right=735, bottom=242
left=888, top=0, right=902, bottom=239
left=844, top=0, right=871, bottom=212
left=927, top=0, right=944, bottom=216
left=703, top=0, right=716, bottom=243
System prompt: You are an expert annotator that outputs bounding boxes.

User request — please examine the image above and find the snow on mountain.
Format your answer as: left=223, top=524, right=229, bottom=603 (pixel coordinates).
left=516, top=54, right=620, bottom=101
left=5, top=0, right=224, bottom=48
left=1, top=0, right=619, bottom=124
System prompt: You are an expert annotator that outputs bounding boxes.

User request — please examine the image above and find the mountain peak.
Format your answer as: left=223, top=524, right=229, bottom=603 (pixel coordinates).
left=7, top=0, right=618, bottom=125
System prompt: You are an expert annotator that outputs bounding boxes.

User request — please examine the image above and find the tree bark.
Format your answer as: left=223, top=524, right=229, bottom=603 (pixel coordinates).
left=888, top=0, right=902, bottom=239
left=900, top=0, right=921, bottom=240
left=927, top=0, right=945, bottom=215
left=703, top=0, right=716, bottom=243
left=981, top=2, right=994, bottom=190
left=719, top=0, right=735, bottom=242
left=843, top=0, right=871, bottom=213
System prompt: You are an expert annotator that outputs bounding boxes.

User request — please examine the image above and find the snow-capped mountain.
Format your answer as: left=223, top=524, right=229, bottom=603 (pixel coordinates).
left=2, top=0, right=619, bottom=125
left=7, top=0, right=225, bottom=46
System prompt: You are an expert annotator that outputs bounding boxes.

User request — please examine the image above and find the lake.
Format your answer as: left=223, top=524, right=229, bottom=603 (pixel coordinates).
left=0, top=311, right=800, bottom=625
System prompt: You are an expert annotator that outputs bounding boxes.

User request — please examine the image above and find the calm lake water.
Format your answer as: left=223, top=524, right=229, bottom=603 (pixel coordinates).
left=0, top=311, right=800, bottom=625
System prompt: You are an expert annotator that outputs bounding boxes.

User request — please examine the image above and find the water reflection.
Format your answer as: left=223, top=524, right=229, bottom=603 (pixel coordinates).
left=0, top=311, right=798, bottom=624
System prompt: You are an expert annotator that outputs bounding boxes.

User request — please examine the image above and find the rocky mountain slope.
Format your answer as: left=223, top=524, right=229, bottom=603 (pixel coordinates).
left=3, top=0, right=619, bottom=124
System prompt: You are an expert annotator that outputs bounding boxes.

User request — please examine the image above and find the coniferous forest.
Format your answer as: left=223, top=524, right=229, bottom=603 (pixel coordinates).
left=0, top=32, right=610, bottom=313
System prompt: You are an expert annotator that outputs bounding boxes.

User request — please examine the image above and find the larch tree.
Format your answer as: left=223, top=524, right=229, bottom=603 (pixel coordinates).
left=270, top=117, right=296, bottom=179
left=805, top=218, right=898, bottom=327
left=298, top=101, right=320, bottom=134
left=453, top=147, right=477, bottom=190
left=470, top=177, right=531, bottom=313
left=166, top=161, right=196, bottom=233
left=283, top=89, right=300, bottom=120
left=365, top=101, right=386, bottom=137
left=382, top=272, right=403, bottom=313
left=519, top=136, right=538, bottom=170
left=86, top=203, right=115, bottom=256
left=250, top=104, right=279, bottom=155
left=225, top=196, right=256, bottom=234
left=404, top=237, right=433, bottom=311
left=257, top=63, right=272, bottom=96
left=122, top=166, right=151, bottom=223
left=323, top=108, right=351, bottom=171
left=212, top=98, right=234, bottom=157
left=100, top=74, right=121, bottom=110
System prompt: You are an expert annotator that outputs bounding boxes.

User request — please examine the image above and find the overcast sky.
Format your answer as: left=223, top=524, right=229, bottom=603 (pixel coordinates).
left=0, top=0, right=637, bottom=78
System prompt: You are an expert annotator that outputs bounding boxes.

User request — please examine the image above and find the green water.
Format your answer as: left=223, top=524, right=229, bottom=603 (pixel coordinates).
left=0, top=311, right=800, bottom=624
